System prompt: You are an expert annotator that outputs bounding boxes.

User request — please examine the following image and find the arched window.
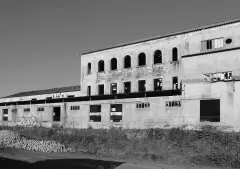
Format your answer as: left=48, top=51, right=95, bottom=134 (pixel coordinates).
left=87, top=62, right=91, bottom=74
left=153, top=50, right=162, bottom=64
left=124, top=55, right=131, bottom=68
left=98, top=60, right=104, bottom=72
left=138, top=52, right=146, bottom=66
left=172, top=47, right=178, bottom=61
left=111, top=58, right=117, bottom=70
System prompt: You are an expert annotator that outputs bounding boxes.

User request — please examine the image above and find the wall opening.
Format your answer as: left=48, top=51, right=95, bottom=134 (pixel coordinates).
left=138, top=52, right=146, bottom=66
left=98, top=84, right=104, bottom=95
left=110, top=83, right=117, bottom=94
left=154, top=50, right=162, bottom=64
left=172, top=76, right=178, bottom=90
left=98, top=60, right=105, bottom=72
left=200, top=99, right=220, bottom=122
left=90, top=105, right=101, bottom=122
left=111, top=58, right=117, bottom=70
left=53, top=107, right=61, bottom=122
left=138, top=80, right=146, bottom=92
left=110, top=104, right=122, bottom=122
left=124, top=55, right=131, bottom=68
left=2, top=109, right=8, bottom=121
left=154, top=78, right=162, bottom=91
left=172, top=47, right=178, bottom=61
left=87, top=86, right=91, bottom=96
left=124, top=82, right=131, bottom=93
left=87, top=63, right=91, bottom=74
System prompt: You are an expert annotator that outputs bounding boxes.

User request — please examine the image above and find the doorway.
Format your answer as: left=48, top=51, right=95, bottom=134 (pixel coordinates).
left=53, top=107, right=61, bottom=121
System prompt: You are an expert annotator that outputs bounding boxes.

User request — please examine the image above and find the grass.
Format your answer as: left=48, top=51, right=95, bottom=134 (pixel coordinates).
left=1, top=124, right=240, bottom=168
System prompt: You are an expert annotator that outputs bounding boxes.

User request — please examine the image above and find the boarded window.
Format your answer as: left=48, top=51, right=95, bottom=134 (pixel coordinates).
left=200, top=99, right=220, bottom=122
left=124, top=55, right=131, bottom=68
left=110, top=83, right=117, bottom=94
left=98, top=60, right=104, bottom=72
left=154, top=50, right=162, bottom=64
left=111, top=58, right=117, bottom=70
left=138, top=52, right=146, bottom=66
left=154, top=78, right=162, bottom=91
left=98, top=84, right=104, bottom=95
left=172, top=77, right=178, bottom=90
left=90, top=105, right=101, bottom=122
left=110, top=104, right=122, bottom=122
left=2, top=109, right=8, bottom=121
left=87, top=62, right=91, bottom=74
left=124, top=82, right=131, bottom=93
left=138, top=80, right=146, bottom=92
left=172, top=47, right=178, bottom=61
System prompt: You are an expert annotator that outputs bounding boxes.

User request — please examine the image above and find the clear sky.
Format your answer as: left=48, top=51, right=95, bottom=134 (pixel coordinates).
left=0, top=0, right=239, bottom=97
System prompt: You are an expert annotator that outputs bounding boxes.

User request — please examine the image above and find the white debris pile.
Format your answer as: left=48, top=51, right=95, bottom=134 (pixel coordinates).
left=0, top=130, right=73, bottom=153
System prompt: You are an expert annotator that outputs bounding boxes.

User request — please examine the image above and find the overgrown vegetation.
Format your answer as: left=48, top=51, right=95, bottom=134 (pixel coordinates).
left=1, top=125, right=240, bottom=168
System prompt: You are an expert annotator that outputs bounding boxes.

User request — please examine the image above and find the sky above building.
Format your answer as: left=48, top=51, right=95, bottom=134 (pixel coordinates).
left=0, top=0, right=239, bottom=97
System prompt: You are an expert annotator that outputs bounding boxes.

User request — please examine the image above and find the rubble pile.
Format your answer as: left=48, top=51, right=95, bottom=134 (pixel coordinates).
left=0, top=130, right=73, bottom=153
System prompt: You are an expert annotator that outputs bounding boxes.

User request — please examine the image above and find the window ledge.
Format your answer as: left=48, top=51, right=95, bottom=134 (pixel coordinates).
left=109, top=69, right=118, bottom=72
left=169, top=61, right=179, bottom=64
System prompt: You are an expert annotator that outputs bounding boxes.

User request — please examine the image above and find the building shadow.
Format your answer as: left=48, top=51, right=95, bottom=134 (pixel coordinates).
left=0, top=157, right=125, bottom=169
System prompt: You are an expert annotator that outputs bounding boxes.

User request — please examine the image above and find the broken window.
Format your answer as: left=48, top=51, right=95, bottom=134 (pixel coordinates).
left=138, top=52, right=146, bottom=66
left=53, top=107, right=61, bottom=121
left=154, top=78, right=162, bottom=91
left=111, top=83, right=117, bottom=94
left=2, top=109, right=8, bottom=121
left=98, top=84, right=104, bottom=95
left=138, top=80, right=146, bottom=92
left=98, top=60, right=105, bottom=72
left=201, top=38, right=224, bottom=50
left=111, top=58, right=117, bottom=70
left=172, top=76, right=178, bottom=90
left=87, top=62, right=91, bottom=74
left=110, top=104, right=122, bottom=122
left=70, top=106, right=80, bottom=110
left=172, top=47, right=178, bottom=61
left=87, top=86, right=91, bottom=96
left=24, top=108, right=30, bottom=112
left=200, top=99, right=220, bottom=122
left=37, top=107, right=44, bottom=111
left=124, top=55, right=131, bottom=68
left=90, top=105, right=101, bottom=122
left=154, top=50, right=162, bottom=64
left=124, top=82, right=131, bottom=93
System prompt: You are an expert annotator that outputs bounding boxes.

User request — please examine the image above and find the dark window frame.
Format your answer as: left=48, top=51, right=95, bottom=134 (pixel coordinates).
left=172, top=47, right=178, bottom=61
left=138, top=52, right=146, bottom=66
left=153, top=50, right=162, bottom=64
left=154, top=78, right=163, bottom=91
left=110, top=58, right=117, bottom=70
left=124, top=55, right=131, bottom=68
left=87, top=62, right=91, bottom=74
left=110, top=83, right=117, bottom=95
left=124, top=81, right=131, bottom=93
left=98, top=84, right=104, bottom=95
left=138, top=80, right=146, bottom=92
left=98, top=60, right=105, bottom=72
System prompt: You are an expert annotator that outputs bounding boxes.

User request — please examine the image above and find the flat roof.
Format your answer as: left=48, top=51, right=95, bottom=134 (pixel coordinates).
left=82, top=18, right=240, bottom=55
left=2, top=85, right=80, bottom=98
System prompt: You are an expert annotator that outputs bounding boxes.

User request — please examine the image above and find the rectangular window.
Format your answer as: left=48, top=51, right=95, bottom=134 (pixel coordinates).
left=202, top=38, right=224, bottom=50
left=70, top=106, right=80, bottom=110
left=110, top=104, right=122, bottom=122
left=200, top=99, right=220, bottom=122
left=138, top=80, right=146, bottom=92
left=172, top=77, right=178, bottom=90
left=12, top=108, right=17, bottom=113
left=98, top=84, right=104, bottom=95
left=154, top=78, right=162, bottom=91
left=37, top=107, right=44, bottom=111
left=53, top=107, right=61, bottom=122
left=110, top=83, right=117, bottom=95
left=87, top=86, right=91, bottom=96
left=90, top=105, right=101, bottom=122
left=166, top=101, right=181, bottom=107
left=136, top=102, right=150, bottom=109
left=124, top=82, right=131, bottom=93
left=2, top=109, right=8, bottom=121
left=204, top=71, right=232, bottom=82
left=24, top=108, right=30, bottom=112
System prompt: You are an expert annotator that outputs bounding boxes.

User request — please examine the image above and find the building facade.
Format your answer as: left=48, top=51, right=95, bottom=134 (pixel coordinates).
left=1, top=19, right=240, bottom=130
